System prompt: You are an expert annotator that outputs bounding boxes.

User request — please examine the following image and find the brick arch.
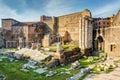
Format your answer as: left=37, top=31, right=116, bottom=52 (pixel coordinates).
left=97, top=35, right=104, bottom=42
left=96, top=35, right=105, bottom=51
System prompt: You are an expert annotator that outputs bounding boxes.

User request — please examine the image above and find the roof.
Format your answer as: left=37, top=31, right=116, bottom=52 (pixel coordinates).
left=2, top=18, right=14, bottom=20
left=112, top=9, right=120, bottom=26
left=0, top=28, right=2, bottom=32
left=12, top=21, right=39, bottom=26
left=12, top=22, right=26, bottom=26
left=23, top=22, right=38, bottom=25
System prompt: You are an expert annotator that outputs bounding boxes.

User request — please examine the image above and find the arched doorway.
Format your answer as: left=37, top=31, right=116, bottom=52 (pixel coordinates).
left=95, top=35, right=104, bottom=51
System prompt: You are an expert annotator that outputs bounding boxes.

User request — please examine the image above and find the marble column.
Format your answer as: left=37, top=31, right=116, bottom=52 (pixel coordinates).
left=37, top=43, right=41, bottom=51
left=18, top=37, right=23, bottom=49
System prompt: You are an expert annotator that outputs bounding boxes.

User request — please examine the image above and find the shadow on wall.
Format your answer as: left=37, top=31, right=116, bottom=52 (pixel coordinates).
left=62, top=31, right=72, bottom=44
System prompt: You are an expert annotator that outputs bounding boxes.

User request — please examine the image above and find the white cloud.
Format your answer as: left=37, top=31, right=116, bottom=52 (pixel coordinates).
left=0, top=0, right=76, bottom=27
left=44, top=0, right=73, bottom=16
left=93, top=0, right=120, bottom=17
left=0, top=0, right=41, bottom=27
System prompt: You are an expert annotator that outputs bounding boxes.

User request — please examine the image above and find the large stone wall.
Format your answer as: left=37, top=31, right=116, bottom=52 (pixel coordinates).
left=0, top=30, right=2, bottom=48
left=113, top=10, right=120, bottom=26
left=104, top=27, right=120, bottom=57
left=2, top=19, right=13, bottom=30
left=40, top=16, right=57, bottom=33
left=58, top=9, right=93, bottom=53
left=41, top=16, right=58, bottom=43
left=100, top=10, right=120, bottom=57
left=12, top=25, right=28, bottom=40
left=58, top=12, right=81, bottom=44
left=2, top=19, right=18, bottom=30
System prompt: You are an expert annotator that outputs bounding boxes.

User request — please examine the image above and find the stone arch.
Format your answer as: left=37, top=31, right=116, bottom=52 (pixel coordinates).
left=96, top=35, right=104, bottom=51
left=97, top=35, right=104, bottom=43
left=94, top=35, right=105, bottom=51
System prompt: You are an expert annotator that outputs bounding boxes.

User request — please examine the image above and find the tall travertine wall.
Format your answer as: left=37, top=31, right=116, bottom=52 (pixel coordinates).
left=2, top=19, right=13, bottom=30
left=113, top=10, right=120, bottom=26
left=40, top=9, right=93, bottom=53
left=58, top=12, right=80, bottom=43
left=104, top=10, right=120, bottom=57
left=0, top=29, right=2, bottom=47
left=40, top=16, right=57, bottom=34
left=104, top=27, right=120, bottom=57
left=2, top=19, right=18, bottom=30
left=58, top=9, right=93, bottom=53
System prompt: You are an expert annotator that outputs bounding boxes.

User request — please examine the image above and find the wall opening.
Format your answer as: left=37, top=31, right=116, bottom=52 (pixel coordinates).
left=110, top=44, right=116, bottom=52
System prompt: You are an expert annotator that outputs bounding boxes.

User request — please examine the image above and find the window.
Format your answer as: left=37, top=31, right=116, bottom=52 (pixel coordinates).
left=110, top=45, right=113, bottom=51
left=103, top=22, right=105, bottom=24
left=110, top=44, right=116, bottom=52
left=96, top=23, right=97, bottom=26
left=99, top=22, right=101, bottom=25
left=98, top=29, right=100, bottom=33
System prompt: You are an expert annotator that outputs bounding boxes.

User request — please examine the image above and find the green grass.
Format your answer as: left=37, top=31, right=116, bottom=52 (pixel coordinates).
left=0, top=54, right=100, bottom=80
left=49, top=47, right=57, bottom=52
left=0, top=54, right=71, bottom=80
left=114, top=59, right=120, bottom=63
left=62, top=45, right=79, bottom=51
left=0, top=55, right=43, bottom=80
left=79, top=72, right=91, bottom=80
left=46, top=45, right=79, bottom=52
left=79, top=56, right=100, bottom=67
left=0, top=48, right=17, bottom=52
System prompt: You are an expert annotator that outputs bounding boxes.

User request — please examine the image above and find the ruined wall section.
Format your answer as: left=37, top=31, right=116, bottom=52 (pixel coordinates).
left=58, top=9, right=93, bottom=51
left=79, top=10, right=93, bottom=53
left=113, top=10, right=120, bottom=26
left=2, top=19, right=19, bottom=30
left=27, top=25, right=35, bottom=41
left=103, top=10, right=120, bottom=57
left=0, top=29, right=3, bottom=47
left=40, top=16, right=57, bottom=34
left=58, top=12, right=82, bottom=45
left=104, top=27, right=120, bottom=57
left=40, top=16, right=58, bottom=43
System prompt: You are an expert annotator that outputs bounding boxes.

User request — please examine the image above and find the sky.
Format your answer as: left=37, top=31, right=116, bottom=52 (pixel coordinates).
left=0, top=0, right=120, bottom=27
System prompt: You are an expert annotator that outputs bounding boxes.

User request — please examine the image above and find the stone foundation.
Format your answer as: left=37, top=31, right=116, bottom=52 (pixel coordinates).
left=81, top=48, right=92, bottom=55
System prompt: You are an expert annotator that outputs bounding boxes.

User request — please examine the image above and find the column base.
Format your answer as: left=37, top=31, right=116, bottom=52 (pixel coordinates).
left=81, top=48, right=92, bottom=55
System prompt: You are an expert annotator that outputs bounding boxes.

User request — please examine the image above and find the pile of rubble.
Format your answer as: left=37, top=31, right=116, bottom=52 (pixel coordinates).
left=34, top=67, right=48, bottom=74
left=0, top=73, right=6, bottom=80
left=21, top=59, right=39, bottom=72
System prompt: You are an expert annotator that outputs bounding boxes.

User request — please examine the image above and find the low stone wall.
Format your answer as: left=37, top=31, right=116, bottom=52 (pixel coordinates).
left=58, top=48, right=81, bottom=64
left=64, top=48, right=80, bottom=57
left=81, top=48, right=92, bottom=56
left=70, top=54, right=82, bottom=62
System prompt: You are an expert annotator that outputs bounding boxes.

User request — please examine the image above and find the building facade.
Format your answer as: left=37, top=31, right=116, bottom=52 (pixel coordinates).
left=0, top=28, right=3, bottom=48
left=93, top=17, right=111, bottom=51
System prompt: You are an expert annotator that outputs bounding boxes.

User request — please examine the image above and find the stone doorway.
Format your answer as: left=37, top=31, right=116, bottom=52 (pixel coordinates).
left=96, top=35, right=104, bottom=51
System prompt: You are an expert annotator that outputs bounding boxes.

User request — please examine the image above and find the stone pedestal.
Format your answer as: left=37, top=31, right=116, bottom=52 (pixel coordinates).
left=18, top=37, right=23, bottom=49
left=31, top=43, right=37, bottom=50
left=37, top=43, right=41, bottom=51
left=42, top=34, right=51, bottom=47
left=26, top=42, right=31, bottom=49
left=56, top=43, right=64, bottom=53
left=18, top=42, right=22, bottom=49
